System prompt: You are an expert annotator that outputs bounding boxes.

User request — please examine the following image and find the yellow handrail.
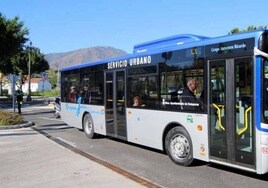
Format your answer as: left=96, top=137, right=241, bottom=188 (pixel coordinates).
left=237, top=106, right=252, bottom=136
left=212, top=103, right=225, bottom=131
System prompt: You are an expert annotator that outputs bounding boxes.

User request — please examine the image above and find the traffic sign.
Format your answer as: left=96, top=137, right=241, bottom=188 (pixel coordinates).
left=41, top=72, right=47, bottom=80
left=7, top=74, right=19, bottom=82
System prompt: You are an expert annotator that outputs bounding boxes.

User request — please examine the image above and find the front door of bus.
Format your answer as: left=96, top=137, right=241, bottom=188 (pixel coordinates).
left=209, top=57, right=254, bottom=168
left=105, top=71, right=127, bottom=139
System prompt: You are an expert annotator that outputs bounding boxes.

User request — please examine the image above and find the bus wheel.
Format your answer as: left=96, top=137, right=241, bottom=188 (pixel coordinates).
left=83, top=113, right=96, bottom=139
left=165, top=126, right=193, bottom=166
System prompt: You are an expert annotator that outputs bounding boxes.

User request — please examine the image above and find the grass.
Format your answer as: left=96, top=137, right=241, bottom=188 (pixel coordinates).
left=32, top=88, right=60, bottom=97
left=0, top=110, right=24, bottom=126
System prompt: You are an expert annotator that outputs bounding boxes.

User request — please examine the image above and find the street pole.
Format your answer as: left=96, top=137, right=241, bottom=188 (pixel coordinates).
left=57, top=68, right=60, bottom=90
left=0, top=72, right=3, bottom=96
left=7, top=74, right=19, bottom=113
left=27, top=42, right=32, bottom=101
left=12, top=75, right=15, bottom=113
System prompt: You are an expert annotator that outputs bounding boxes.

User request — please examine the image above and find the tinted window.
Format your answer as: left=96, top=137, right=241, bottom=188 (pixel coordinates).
left=80, top=65, right=104, bottom=105
left=61, top=65, right=104, bottom=105
left=160, top=48, right=205, bottom=112
left=61, top=69, right=80, bottom=103
left=128, top=76, right=159, bottom=108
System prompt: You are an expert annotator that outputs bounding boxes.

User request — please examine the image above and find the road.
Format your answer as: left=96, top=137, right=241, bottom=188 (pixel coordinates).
left=22, top=104, right=268, bottom=188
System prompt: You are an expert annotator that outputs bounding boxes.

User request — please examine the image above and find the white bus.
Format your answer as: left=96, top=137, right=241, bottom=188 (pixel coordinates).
left=60, top=30, right=268, bottom=174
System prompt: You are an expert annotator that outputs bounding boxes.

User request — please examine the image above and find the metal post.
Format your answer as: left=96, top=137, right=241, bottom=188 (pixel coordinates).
left=27, top=42, right=32, bottom=101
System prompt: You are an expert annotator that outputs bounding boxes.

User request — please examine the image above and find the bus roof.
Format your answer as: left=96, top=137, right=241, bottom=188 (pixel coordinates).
left=61, top=30, right=267, bottom=72
left=133, top=34, right=210, bottom=54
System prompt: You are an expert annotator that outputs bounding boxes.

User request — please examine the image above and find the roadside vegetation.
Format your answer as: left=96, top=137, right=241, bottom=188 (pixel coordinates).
left=32, top=88, right=60, bottom=97
left=0, top=110, right=24, bottom=126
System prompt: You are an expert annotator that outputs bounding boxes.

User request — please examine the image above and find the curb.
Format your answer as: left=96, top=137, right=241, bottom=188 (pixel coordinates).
left=0, top=121, right=34, bottom=130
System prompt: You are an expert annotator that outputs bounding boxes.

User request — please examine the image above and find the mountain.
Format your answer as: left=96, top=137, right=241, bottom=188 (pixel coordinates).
left=45, top=46, right=128, bottom=69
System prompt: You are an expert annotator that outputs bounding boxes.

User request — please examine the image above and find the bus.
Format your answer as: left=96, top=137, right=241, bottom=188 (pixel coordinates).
left=60, top=30, right=268, bottom=174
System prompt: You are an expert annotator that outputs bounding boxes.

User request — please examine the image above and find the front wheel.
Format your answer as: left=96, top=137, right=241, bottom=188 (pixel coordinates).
left=165, top=126, right=193, bottom=166
left=83, top=113, right=96, bottom=139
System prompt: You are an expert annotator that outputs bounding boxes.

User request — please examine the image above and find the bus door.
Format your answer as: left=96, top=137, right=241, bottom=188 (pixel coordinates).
left=209, top=58, right=254, bottom=168
left=105, top=70, right=127, bottom=139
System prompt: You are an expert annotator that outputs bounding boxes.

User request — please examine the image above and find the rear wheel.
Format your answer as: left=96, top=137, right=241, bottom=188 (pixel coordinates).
left=83, top=113, right=96, bottom=139
left=165, top=126, right=193, bottom=166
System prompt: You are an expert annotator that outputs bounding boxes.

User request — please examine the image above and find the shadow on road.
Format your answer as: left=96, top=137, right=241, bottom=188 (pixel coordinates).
left=22, top=110, right=54, bottom=116
left=208, top=163, right=268, bottom=181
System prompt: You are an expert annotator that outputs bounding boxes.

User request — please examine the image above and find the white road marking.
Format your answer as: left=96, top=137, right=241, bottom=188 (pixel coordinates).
left=39, top=117, right=63, bottom=122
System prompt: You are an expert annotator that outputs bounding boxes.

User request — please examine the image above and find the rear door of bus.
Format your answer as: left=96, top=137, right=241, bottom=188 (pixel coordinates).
left=208, top=57, right=255, bottom=168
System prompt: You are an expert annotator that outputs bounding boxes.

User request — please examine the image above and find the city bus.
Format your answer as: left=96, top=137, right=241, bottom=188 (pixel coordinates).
left=60, top=30, right=268, bottom=174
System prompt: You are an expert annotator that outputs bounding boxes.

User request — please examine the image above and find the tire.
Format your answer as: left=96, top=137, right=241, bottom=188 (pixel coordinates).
left=165, top=126, right=193, bottom=166
left=83, top=113, right=96, bottom=139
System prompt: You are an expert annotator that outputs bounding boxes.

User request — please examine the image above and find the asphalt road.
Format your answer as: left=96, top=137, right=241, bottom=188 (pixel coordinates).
left=22, top=105, right=268, bottom=188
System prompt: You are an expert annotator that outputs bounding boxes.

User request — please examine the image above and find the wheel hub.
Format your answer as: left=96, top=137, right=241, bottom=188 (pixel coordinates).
left=170, top=135, right=190, bottom=159
left=84, top=118, right=92, bottom=133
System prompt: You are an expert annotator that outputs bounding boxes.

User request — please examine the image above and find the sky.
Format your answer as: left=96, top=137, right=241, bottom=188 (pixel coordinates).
left=1, top=0, right=267, bottom=54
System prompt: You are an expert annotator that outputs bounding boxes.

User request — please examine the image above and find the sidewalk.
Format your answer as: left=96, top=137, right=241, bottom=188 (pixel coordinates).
left=0, top=128, right=145, bottom=188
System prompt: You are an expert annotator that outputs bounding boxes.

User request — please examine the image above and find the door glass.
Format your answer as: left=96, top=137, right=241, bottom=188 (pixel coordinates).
left=263, top=60, right=268, bottom=120
left=116, top=71, right=126, bottom=137
left=209, top=58, right=255, bottom=167
left=106, top=73, right=114, bottom=135
left=235, top=58, right=254, bottom=165
left=210, top=61, right=227, bottom=159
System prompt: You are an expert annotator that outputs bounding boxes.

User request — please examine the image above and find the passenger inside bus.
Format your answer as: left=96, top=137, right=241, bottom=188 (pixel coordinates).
left=133, top=96, right=140, bottom=106
left=181, top=79, right=201, bottom=110
left=133, top=96, right=146, bottom=107
left=68, top=86, right=77, bottom=103
left=80, top=86, right=91, bottom=104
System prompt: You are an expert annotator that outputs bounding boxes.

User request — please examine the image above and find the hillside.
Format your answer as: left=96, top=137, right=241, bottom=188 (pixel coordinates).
left=45, top=46, right=128, bottom=69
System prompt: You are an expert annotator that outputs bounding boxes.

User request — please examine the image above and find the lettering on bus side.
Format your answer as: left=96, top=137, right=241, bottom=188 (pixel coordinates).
left=107, top=60, right=128, bottom=69
left=206, top=38, right=254, bottom=56
left=210, top=43, right=247, bottom=53
left=129, top=56, right=151, bottom=66
left=107, top=55, right=152, bottom=69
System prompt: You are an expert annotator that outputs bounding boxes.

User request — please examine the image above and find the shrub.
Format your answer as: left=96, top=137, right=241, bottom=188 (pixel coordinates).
left=0, top=110, right=24, bottom=126
left=43, top=89, right=60, bottom=97
left=31, top=88, right=60, bottom=97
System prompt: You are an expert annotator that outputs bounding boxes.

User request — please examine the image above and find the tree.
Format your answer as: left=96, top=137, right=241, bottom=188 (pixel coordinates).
left=46, top=69, right=59, bottom=89
left=0, top=13, right=49, bottom=75
left=229, top=25, right=268, bottom=34
left=3, top=45, right=49, bottom=74
left=26, top=46, right=49, bottom=75
left=0, top=13, right=28, bottom=70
